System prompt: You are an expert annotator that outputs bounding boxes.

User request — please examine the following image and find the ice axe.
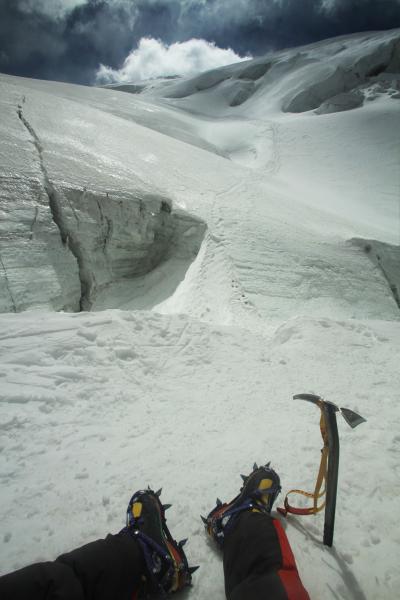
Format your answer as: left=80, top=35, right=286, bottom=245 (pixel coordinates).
left=278, top=393, right=366, bottom=547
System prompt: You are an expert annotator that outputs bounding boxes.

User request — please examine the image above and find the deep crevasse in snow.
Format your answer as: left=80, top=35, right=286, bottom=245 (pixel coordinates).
left=0, top=97, right=206, bottom=312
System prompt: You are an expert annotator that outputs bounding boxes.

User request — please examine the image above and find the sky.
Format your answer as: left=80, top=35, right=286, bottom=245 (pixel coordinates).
left=0, top=0, right=400, bottom=85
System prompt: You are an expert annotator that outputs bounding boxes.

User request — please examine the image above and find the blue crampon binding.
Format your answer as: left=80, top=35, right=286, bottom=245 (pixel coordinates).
left=203, top=463, right=281, bottom=547
left=124, top=488, right=198, bottom=596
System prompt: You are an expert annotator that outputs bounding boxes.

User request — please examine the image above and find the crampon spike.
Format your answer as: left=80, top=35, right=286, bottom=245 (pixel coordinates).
left=178, top=538, right=188, bottom=547
left=265, top=461, right=271, bottom=467
left=240, top=474, right=248, bottom=482
left=253, top=462, right=258, bottom=470
left=216, top=498, right=222, bottom=506
left=155, top=488, right=162, bottom=497
left=200, top=515, right=208, bottom=525
left=188, top=566, right=200, bottom=575
left=162, top=503, right=172, bottom=511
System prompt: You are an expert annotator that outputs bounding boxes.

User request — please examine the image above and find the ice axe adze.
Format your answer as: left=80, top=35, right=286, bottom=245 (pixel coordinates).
left=278, top=393, right=366, bottom=547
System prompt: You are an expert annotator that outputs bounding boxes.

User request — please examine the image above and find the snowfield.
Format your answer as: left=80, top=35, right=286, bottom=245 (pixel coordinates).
left=1, top=29, right=400, bottom=599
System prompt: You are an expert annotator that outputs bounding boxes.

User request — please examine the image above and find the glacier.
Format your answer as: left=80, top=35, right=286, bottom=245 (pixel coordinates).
left=0, top=28, right=400, bottom=600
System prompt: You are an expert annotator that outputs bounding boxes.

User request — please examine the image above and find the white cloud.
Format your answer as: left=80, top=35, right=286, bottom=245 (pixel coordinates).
left=20, top=0, right=86, bottom=16
left=96, top=37, right=251, bottom=84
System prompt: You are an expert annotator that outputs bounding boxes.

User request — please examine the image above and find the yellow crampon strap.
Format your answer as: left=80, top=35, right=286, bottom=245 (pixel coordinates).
left=279, top=409, right=330, bottom=516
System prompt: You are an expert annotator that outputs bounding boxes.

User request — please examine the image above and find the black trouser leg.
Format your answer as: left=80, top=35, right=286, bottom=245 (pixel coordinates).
left=0, top=529, right=145, bottom=600
left=0, top=561, right=85, bottom=600
left=223, top=511, right=309, bottom=600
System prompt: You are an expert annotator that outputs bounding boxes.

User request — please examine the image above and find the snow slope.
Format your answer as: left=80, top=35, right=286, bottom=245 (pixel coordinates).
left=1, top=29, right=400, bottom=600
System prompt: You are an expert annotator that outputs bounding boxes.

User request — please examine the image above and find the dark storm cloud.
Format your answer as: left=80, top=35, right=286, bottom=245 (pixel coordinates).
left=0, top=0, right=136, bottom=83
left=180, top=0, right=400, bottom=56
left=1, top=0, right=400, bottom=84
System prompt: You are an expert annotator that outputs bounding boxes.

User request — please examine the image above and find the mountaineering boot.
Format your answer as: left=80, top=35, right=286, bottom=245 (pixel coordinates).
left=203, top=462, right=281, bottom=547
left=124, top=488, right=198, bottom=596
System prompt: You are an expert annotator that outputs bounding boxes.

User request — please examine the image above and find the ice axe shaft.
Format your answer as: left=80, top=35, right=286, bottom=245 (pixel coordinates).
left=321, top=401, right=339, bottom=547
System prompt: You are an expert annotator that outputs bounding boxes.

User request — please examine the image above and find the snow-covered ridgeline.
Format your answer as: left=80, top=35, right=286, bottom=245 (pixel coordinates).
left=151, top=29, right=400, bottom=116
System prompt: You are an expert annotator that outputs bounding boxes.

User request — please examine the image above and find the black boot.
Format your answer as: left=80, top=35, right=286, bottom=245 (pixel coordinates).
left=203, top=463, right=281, bottom=547
left=124, top=488, right=198, bottom=596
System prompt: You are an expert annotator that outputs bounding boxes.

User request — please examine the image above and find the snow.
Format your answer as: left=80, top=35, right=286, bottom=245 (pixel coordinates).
left=1, top=28, right=400, bottom=599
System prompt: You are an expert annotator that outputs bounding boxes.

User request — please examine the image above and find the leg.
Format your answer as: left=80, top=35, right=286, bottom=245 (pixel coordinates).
left=57, top=529, right=146, bottom=600
left=0, top=561, right=85, bottom=600
left=204, top=463, right=310, bottom=600
left=0, top=530, right=144, bottom=600
left=0, top=488, right=196, bottom=600
left=223, top=511, right=308, bottom=600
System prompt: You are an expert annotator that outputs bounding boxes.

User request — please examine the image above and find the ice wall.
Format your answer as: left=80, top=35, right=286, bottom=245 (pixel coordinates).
left=351, top=238, right=400, bottom=310
left=52, top=185, right=206, bottom=311
left=0, top=100, right=80, bottom=313
left=0, top=98, right=206, bottom=314
left=0, top=177, right=205, bottom=314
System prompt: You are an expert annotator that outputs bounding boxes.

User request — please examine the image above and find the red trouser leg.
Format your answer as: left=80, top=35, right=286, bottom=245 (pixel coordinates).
left=223, top=511, right=310, bottom=600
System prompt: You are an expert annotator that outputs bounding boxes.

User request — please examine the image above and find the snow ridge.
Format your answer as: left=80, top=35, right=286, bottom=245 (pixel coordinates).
left=17, top=104, right=66, bottom=243
left=146, top=29, right=400, bottom=118
left=17, top=103, right=87, bottom=308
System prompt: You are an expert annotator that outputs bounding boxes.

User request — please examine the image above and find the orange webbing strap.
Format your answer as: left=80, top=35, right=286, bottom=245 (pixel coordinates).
left=279, top=411, right=329, bottom=517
